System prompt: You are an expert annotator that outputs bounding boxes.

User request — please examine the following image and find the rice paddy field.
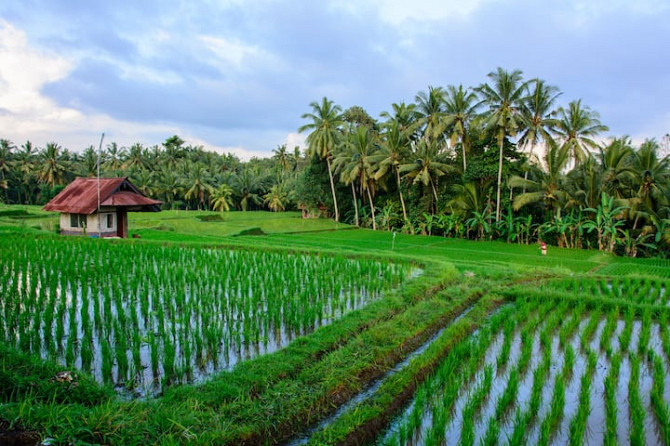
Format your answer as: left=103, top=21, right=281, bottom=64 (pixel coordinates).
left=1, top=206, right=670, bottom=445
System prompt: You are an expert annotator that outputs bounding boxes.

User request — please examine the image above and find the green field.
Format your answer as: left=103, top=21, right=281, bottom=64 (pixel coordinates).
left=1, top=206, right=669, bottom=445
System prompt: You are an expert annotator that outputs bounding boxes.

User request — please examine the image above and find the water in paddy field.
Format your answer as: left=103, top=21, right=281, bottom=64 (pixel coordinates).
left=376, top=303, right=670, bottom=446
left=287, top=305, right=475, bottom=446
left=0, top=241, right=416, bottom=397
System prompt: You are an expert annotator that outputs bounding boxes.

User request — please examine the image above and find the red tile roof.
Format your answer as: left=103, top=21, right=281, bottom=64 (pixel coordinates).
left=43, top=177, right=161, bottom=214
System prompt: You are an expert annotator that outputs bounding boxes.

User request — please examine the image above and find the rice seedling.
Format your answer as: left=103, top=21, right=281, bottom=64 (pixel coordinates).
left=567, top=350, right=597, bottom=445
left=649, top=351, right=670, bottom=444
left=628, top=355, right=645, bottom=445
left=603, top=352, right=622, bottom=446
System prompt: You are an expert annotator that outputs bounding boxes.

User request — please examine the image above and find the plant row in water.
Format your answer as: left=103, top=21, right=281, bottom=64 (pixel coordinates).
left=378, top=295, right=670, bottom=445
left=0, top=237, right=410, bottom=395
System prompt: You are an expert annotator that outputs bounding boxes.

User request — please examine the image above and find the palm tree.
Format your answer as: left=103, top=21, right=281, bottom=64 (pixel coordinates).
left=399, top=139, right=453, bottom=212
left=210, top=183, right=234, bottom=212
left=518, top=79, right=561, bottom=188
left=37, top=142, right=69, bottom=188
left=233, top=168, right=265, bottom=211
left=443, top=85, right=480, bottom=171
left=554, top=99, right=609, bottom=166
left=373, top=119, right=411, bottom=221
left=598, top=137, right=635, bottom=199
left=415, top=86, right=447, bottom=144
left=629, top=139, right=670, bottom=230
left=104, top=142, right=125, bottom=173
left=183, top=163, right=213, bottom=210
left=510, top=140, right=573, bottom=219
left=477, top=67, right=530, bottom=221
left=272, top=144, right=291, bottom=174
left=157, top=168, right=183, bottom=209
left=334, top=126, right=379, bottom=229
left=263, top=184, right=289, bottom=212
left=14, top=141, right=36, bottom=203
left=380, top=102, right=419, bottom=134
left=123, top=143, right=149, bottom=171
left=299, top=97, right=345, bottom=222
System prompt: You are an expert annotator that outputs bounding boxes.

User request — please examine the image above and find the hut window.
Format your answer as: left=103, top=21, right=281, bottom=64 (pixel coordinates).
left=106, top=214, right=114, bottom=228
left=70, top=214, right=87, bottom=228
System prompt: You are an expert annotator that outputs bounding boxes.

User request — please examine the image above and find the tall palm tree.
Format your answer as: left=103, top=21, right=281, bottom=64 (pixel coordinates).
left=299, top=97, right=345, bottom=222
left=380, top=102, right=419, bottom=135
left=399, top=139, right=453, bottom=212
left=629, top=139, right=670, bottom=229
left=476, top=67, right=530, bottom=221
left=14, top=141, right=36, bottom=203
left=233, top=167, right=265, bottom=211
left=598, top=137, right=635, bottom=199
left=415, top=86, right=447, bottom=144
left=37, top=142, right=69, bottom=188
left=554, top=99, right=609, bottom=166
left=518, top=79, right=561, bottom=187
left=510, top=140, right=572, bottom=219
left=157, top=168, right=183, bottom=209
left=272, top=144, right=291, bottom=174
left=334, top=126, right=379, bottom=229
left=183, top=163, right=213, bottom=210
left=372, top=119, right=411, bottom=221
left=123, top=143, right=149, bottom=171
left=443, top=85, right=480, bottom=171
left=104, top=142, right=125, bottom=173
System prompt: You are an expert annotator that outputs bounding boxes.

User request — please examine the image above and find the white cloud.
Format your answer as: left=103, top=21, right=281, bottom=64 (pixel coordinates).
left=331, top=0, right=486, bottom=25
left=198, top=35, right=272, bottom=72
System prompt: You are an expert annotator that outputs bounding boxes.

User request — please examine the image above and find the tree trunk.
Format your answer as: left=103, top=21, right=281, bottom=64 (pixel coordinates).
left=522, top=141, right=536, bottom=194
left=366, top=186, right=377, bottom=230
left=495, top=137, right=504, bottom=222
left=351, top=182, right=359, bottom=227
left=430, top=177, right=439, bottom=213
left=325, top=156, right=339, bottom=222
left=461, top=135, right=467, bottom=172
left=395, top=167, right=408, bottom=222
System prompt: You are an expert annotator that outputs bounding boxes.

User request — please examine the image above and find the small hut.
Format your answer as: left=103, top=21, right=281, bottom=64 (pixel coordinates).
left=43, top=177, right=161, bottom=238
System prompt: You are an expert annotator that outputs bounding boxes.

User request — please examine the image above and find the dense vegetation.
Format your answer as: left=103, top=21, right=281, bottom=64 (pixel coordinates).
left=1, top=67, right=670, bottom=259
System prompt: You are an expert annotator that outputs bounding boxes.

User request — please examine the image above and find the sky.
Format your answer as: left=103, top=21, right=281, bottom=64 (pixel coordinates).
left=0, top=0, right=669, bottom=160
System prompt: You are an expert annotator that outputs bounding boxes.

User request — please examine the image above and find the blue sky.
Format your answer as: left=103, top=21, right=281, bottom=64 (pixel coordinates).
left=0, top=0, right=668, bottom=159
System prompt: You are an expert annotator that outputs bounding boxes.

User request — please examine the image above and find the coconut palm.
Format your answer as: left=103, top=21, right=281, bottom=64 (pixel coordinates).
left=123, top=143, right=149, bottom=171
left=598, top=137, right=635, bottom=199
left=510, top=140, right=573, bottom=219
left=333, top=126, right=379, bottom=229
left=37, top=142, right=69, bottom=188
left=399, top=139, right=453, bottom=212
left=156, top=168, right=183, bottom=209
left=444, top=85, right=480, bottom=171
left=299, top=97, right=345, bottom=222
left=183, top=163, right=214, bottom=210
left=477, top=67, right=530, bottom=221
left=263, top=184, right=289, bottom=212
left=104, top=142, right=125, bottom=172
left=380, top=102, right=419, bottom=134
left=233, top=167, right=265, bottom=211
left=373, top=119, right=412, bottom=221
left=210, top=183, right=234, bottom=212
left=415, top=86, right=447, bottom=144
left=628, top=139, right=670, bottom=229
left=554, top=99, right=609, bottom=166
left=518, top=79, right=561, bottom=188
left=272, top=144, right=291, bottom=174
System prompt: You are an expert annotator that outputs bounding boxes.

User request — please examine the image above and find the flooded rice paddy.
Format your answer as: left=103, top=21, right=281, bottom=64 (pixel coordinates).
left=0, top=237, right=412, bottom=396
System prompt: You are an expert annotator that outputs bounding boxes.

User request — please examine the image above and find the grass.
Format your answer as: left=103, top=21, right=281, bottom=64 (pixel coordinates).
left=1, top=206, right=670, bottom=445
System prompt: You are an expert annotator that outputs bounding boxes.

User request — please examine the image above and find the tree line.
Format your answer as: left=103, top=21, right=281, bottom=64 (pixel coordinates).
left=1, top=67, right=669, bottom=257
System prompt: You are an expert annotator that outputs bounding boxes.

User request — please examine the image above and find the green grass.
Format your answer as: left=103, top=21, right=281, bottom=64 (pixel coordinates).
left=2, top=206, right=670, bottom=445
